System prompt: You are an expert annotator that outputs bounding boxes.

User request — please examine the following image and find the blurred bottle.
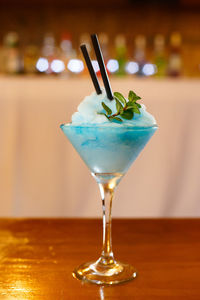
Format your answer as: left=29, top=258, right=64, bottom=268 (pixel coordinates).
left=24, top=44, right=39, bottom=74
left=153, top=34, right=167, bottom=77
left=99, top=33, right=110, bottom=62
left=63, top=36, right=84, bottom=77
left=60, top=32, right=76, bottom=76
left=168, top=32, right=182, bottom=77
left=114, top=34, right=127, bottom=76
left=41, top=33, right=57, bottom=74
left=60, top=32, right=76, bottom=60
left=134, top=35, right=146, bottom=76
left=3, top=32, right=23, bottom=74
left=79, top=33, right=91, bottom=54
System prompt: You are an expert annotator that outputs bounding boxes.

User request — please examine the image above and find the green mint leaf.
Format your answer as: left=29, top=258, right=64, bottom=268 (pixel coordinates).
left=126, top=101, right=135, bottom=108
left=114, top=92, right=126, bottom=106
left=128, top=90, right=135, bottom=101
left=133, top=95, right=141, bottom=101
left=126, top=103, right=141, bottom=114
left=128, top=90, right=141, bottom=102
left=99, top=90, right=142, bottom=123
left=113, top=116, right=123, bottom=122
left=132, top=104, right=140, bottom=114
left=126, top=102, right=141, bottom=113
left=121, top=110, right=134, bottom=120
left=126, top=106, right=134, bottom=111
left=115, top=98, right=123, bottom=113
left=98, top=112, right=110, bottom=119
left=102, top=102, right=112, bottom=115
left=136, top=103, right=141, bottom=108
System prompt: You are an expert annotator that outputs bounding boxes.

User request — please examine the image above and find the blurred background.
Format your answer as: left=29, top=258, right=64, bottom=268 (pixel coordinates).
left=1, top=0, right=200, bottom=76
left=0, top=0, right=200, bottom=217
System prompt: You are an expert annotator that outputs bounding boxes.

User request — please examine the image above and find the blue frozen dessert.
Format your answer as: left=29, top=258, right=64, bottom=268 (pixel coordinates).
left=60, top=88, right=157, bottom=175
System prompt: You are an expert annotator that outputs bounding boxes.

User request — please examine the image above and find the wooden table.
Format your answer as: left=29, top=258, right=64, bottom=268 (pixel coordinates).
left=0, top=219, right=200, bottom=299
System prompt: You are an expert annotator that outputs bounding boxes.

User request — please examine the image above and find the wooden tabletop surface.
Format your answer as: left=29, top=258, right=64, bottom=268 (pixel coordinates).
left=0, top=218, right=200, bottom=299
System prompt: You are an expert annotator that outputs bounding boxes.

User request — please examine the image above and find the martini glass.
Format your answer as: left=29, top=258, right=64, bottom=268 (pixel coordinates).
left=61, top=123, right=157, bottom=285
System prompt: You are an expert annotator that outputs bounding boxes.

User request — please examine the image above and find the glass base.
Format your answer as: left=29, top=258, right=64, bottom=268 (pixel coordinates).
left=72, top=258, right=137, bottom=285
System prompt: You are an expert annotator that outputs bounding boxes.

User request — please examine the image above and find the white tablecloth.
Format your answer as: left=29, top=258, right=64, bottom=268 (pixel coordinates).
left=0, top=76, right=200, bottom=217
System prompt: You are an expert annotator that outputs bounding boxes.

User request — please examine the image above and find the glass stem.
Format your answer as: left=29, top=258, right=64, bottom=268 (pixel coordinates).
left=98, top=183, right=115, bottom=265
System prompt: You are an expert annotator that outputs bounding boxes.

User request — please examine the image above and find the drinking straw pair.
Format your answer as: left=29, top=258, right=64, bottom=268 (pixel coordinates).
left=80, top=34, right=113, bottom=101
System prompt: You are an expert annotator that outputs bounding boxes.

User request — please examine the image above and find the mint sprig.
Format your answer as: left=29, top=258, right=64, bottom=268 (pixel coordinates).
left=99, top=90, right=142, bottom=122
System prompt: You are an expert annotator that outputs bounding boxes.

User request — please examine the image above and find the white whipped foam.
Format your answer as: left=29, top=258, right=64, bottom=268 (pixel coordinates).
left=71, top=88, right=156, bottom=127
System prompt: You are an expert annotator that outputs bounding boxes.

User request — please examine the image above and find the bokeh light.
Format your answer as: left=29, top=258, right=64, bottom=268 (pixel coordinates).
left=107, top=59, right=119, bottom=73
left=36, top=58, right=49, bottom=72
left=142, top=63, right=157, bottom=76
left=125, top=61, right=139, bottom=74
left=67, top=59, right=84, bottom=73
left=50, top=59, right=65, bottom=73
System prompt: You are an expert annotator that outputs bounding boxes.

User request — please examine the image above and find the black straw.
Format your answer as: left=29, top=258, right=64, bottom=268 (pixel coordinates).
left=80, top=44, right=101, bottom=95
left=91, top=34, right=113, bottom=100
